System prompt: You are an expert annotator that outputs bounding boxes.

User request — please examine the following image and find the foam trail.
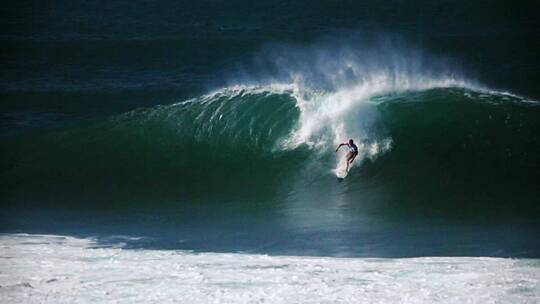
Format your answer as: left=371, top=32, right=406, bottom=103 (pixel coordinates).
left=1, top=234, right=539, bottom=304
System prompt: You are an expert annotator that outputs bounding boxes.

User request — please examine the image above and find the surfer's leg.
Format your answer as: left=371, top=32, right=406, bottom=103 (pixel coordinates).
left=345, top=152, right=352, bottom=171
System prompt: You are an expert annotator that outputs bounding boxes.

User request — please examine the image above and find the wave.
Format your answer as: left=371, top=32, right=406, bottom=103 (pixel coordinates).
left=2, top=42, right=539, bottom=217
left=3, top=86, right=538, bottom=211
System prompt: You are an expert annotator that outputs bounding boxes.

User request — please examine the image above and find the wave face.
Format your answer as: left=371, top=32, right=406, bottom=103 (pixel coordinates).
left=2, top=88, right=305, bottom=205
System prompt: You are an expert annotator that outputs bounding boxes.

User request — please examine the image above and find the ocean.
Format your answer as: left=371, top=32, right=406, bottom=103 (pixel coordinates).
left=1, top=1, right=539, bottom=302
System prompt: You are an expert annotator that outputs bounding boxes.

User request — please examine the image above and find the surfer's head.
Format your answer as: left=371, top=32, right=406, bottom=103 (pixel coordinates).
left=349, top=139, right=354, bottom=145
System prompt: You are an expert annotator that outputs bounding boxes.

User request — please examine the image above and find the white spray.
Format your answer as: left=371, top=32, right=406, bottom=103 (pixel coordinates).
left=222, top=37, right=487, bottom=174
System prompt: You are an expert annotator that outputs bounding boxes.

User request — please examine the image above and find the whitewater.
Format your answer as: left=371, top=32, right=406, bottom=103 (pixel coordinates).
left=1, top=234, right=538, bottom=304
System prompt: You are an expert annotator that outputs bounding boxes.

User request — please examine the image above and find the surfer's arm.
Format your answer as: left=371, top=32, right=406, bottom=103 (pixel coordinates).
left=335, top=143, right=345, bottom=152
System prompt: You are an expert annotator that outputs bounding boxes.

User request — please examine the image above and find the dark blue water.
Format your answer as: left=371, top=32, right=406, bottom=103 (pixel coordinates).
left=1, top=1, right=539, bottom=257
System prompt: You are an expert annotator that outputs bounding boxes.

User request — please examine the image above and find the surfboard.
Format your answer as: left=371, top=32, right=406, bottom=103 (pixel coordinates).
left=335, top=160, right=349, bottom=181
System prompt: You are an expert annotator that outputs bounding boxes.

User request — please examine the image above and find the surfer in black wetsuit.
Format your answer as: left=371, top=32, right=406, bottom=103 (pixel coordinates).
left=335, top=139, right=359, bottom=172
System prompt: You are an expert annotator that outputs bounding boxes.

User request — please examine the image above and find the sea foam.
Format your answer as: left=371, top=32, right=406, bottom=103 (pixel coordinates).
left=1, top=234, right=538, bottom=303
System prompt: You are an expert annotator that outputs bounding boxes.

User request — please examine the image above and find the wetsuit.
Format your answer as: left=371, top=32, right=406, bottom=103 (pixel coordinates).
left=347, top=143, right=358, bottom=155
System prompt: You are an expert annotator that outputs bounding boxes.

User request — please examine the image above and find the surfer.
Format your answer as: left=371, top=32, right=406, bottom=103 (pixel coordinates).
left=335, top=139, right=358, bottom=172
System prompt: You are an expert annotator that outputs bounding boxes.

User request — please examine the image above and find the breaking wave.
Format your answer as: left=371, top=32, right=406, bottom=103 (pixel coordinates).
left=2, top=42, right=539, bottom=217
